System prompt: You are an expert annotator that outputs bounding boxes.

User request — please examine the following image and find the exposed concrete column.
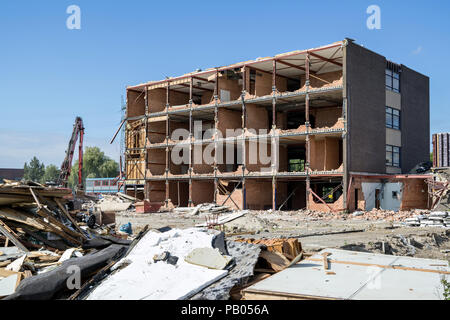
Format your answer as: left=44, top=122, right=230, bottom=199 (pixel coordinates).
left=305, top=53, right=311, bottom=209
left=342, top=41, right=348, bottom=211
left=144, top=86, right=150, bottom=200
left=272, top=60, right=277, bottom=128
left=272, top=176, right=277, bottom=211
left=214, top=69, right=220, bottom=204
left=271, top=60, right=278, bottom=210
left=241, top=67, right=247, bottom=210
left=188, top=77, right=194, bottom=207
left=165, top=82, right=170, bottom=207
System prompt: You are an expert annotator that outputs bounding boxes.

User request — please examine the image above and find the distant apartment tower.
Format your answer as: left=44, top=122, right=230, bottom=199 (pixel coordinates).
left=123, top=39, right=430, bottom=212
left=433, top=133, right=450, bottom=168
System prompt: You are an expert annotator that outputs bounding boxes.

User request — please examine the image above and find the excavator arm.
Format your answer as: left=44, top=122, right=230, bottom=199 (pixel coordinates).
left=58, top=117, right=84, bottom=190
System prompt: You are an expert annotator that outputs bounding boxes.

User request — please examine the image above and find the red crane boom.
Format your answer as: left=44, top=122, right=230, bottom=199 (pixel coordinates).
left=58, top=117, right=84, bottom=190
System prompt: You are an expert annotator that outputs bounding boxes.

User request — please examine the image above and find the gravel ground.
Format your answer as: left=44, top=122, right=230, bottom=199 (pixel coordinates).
left=115, top=210, right=450, bottom=261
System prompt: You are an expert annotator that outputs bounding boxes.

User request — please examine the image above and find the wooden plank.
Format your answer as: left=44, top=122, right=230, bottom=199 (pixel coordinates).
left=259, top=250, right=290, bottom=272
left=0, top=220, right=28, bottom=252
left=28, top=188, right=82, bottom=245
left=54, top=198, right=86, bottom=240
left=0, top=208, right=49, bottom=231
left=18, top=226, right=66, bottom=251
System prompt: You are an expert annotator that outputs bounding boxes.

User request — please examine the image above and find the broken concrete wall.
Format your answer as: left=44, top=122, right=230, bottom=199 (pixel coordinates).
left=217, top=183, right=243, bottom=210
left=360, top=182, right=402, bottom=211
left=308, top=192, right=344, bottom=212
left=348, top=176, right=428, bottom=212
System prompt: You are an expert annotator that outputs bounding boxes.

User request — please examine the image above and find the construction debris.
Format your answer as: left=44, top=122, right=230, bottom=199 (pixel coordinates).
left=174, top=203, right=232, bottom=216
left=0, top=181, right=134, bottom=299
left=242, top=248, right=450, bottom=300
left=1, top=179, right=449, bottom=300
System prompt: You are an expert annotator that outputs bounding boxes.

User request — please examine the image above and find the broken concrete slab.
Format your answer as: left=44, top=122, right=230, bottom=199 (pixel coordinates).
left=185, top=247, right=233, bottom=270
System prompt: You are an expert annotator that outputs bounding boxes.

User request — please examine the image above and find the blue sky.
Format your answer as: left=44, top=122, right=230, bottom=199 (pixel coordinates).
left=1, top=0, right=449, bottom=168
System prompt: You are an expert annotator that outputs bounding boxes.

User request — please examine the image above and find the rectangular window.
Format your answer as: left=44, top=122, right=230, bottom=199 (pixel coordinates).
left=94, top=181, right=101, bottom=187
left=102, top=180, right=109, bottom=186
left=386, top=145, right=401, bottom=167
left=386, top=69, right=400, bottom=92
left=386, top=62, right=401, bottom=93
left=385, top=107, right=400, bottom=129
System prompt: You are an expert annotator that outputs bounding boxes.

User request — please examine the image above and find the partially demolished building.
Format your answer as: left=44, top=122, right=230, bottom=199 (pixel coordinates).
left=123, top=39, right=430, bottom=212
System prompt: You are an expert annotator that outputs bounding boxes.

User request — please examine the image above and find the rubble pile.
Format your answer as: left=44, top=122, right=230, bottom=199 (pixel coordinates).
left=174, top=203, right=232, bottom=216
left=403, top=211, right=450, bottom=228
left=0, top=181, right=132, bottom=299
left=350, top=209, right=427, bottom=222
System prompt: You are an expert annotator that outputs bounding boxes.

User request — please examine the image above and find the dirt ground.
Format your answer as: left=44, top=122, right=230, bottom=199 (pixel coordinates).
left=116, top=210, right=450, bottom=261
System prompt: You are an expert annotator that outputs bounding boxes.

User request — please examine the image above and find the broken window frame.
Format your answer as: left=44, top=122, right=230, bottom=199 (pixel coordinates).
left=385, top=106, right=400, bottom=130
left=386, top=144, right=401, bottom=167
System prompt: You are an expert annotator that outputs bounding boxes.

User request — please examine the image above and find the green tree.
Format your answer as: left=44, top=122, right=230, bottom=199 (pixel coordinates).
left=41, top=164, right=61, bottom=184
left=24, top=157, right=45, bottom=182
left=430, top=152, right=433, bottom=163
left=68, top=147, right=119, bottom=189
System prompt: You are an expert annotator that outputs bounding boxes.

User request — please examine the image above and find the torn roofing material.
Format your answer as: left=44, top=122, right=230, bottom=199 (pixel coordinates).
left=85, top=228, right=229, bottom=300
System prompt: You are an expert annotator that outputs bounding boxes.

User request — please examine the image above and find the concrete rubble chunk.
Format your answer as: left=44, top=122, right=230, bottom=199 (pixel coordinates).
left=185, top=247, right=233, bottom=270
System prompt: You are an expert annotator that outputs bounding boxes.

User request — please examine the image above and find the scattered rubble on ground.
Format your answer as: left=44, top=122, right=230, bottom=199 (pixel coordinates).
left=0, top=180, right=135, bottom=299
left=2, top=179, right=450, bottom=300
